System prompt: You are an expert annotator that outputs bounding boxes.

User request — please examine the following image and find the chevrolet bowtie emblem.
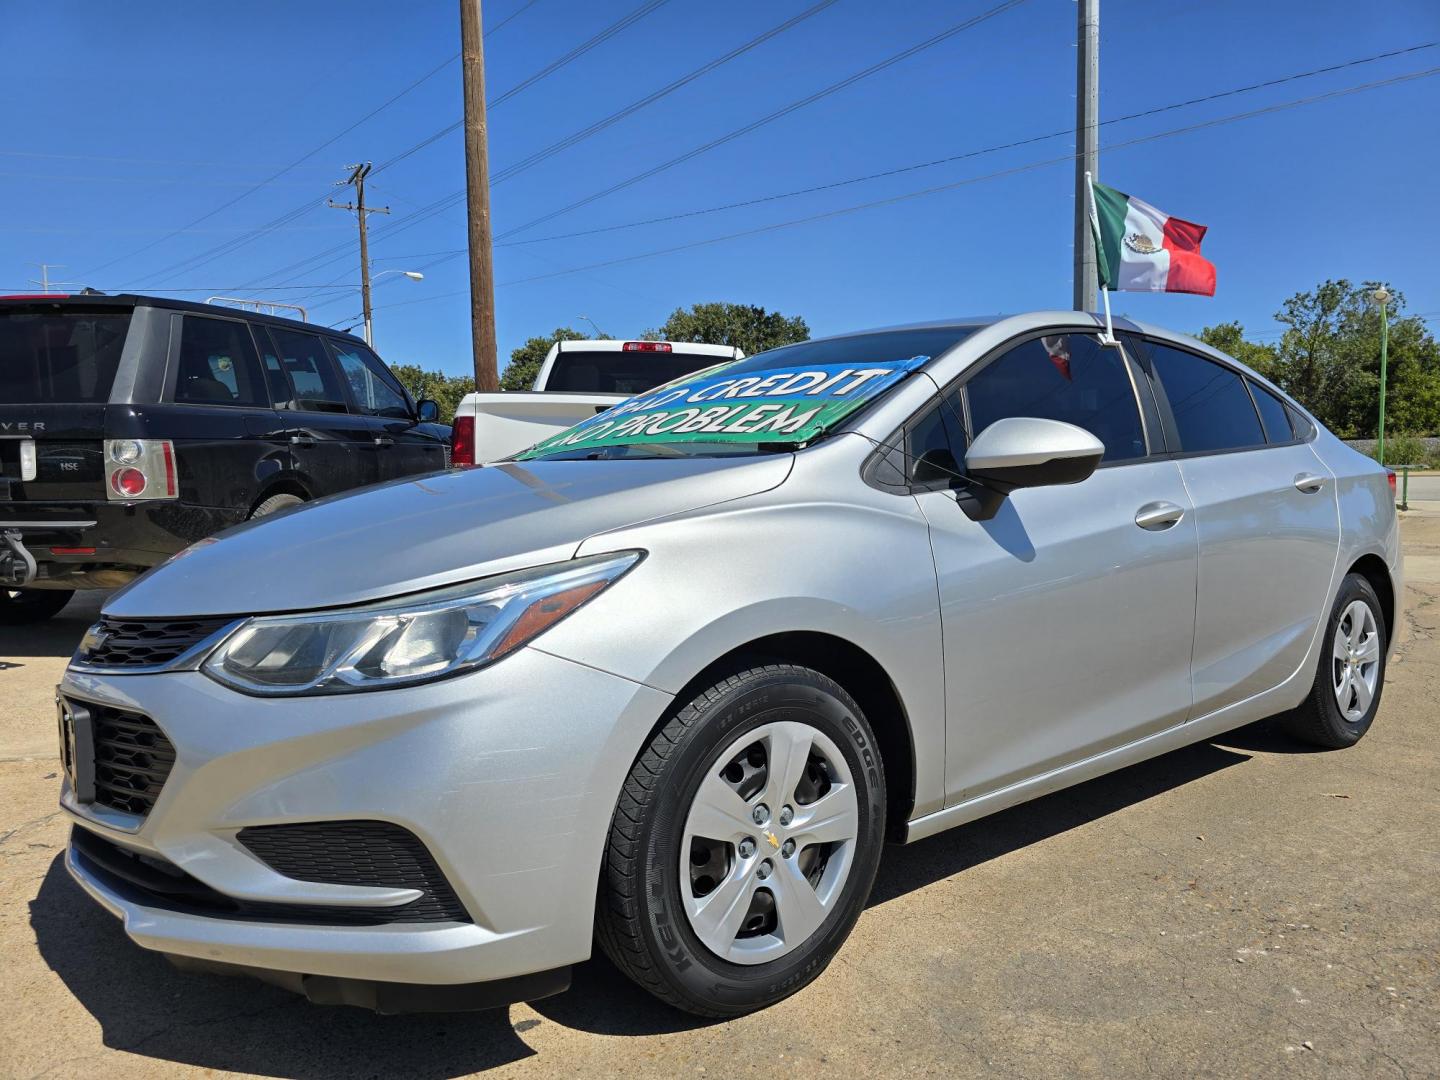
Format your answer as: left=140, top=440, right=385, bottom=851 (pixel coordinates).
left=764, top=830, right=781, bottom=850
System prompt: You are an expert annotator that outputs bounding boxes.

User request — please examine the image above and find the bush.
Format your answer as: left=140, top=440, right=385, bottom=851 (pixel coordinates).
left=1377, top=431, right=1432, bottom=468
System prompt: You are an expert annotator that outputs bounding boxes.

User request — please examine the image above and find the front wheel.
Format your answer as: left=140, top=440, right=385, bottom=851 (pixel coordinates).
left=596, top=664, right=886, bottom=1017
left=1280, top=573, right=1388, bottom=748
left=0, top=588, right=74, bottom=625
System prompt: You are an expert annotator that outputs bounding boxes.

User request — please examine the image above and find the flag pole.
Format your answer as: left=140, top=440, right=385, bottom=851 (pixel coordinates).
left=1084, top=170, right=1118, bottom=346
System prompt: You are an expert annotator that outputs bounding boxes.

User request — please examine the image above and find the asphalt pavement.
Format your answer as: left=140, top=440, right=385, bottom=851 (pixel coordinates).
left=2, top=506, right=1437, bottom=1079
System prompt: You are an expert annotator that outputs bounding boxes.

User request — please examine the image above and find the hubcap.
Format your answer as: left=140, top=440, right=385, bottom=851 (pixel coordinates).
left=1332, top=599, right=1381, bottom=722
left=680, top=720, right=859, bottom=965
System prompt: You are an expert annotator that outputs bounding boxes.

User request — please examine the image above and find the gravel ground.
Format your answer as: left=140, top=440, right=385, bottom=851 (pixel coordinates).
left=2, top=510, right=1437, bottom=1079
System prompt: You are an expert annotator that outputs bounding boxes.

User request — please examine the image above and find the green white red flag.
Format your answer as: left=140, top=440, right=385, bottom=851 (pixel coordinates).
left=1088, top=179, right=1216, bottom=296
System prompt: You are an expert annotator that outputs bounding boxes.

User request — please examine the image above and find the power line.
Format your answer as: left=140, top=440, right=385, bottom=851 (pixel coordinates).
left=493, top=40, right=1438, bottom=247
left=493, top=0, right=1032, bottom=241
left=135, top=0, right=673, bottom=292
left=87, top=0, right=542, bottom=284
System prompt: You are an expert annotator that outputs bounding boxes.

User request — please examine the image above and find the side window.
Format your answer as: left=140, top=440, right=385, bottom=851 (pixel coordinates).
left=329, top=342, right=411, bottom=419
left=173, top=316, right=266, bottom=407
left=1146, top=343, right=1264, bottom=453
left=252, top=327, right=296, bottom=409
left=1249, top=380, right=1295, bottom=444
left=903, top=388, right=967, bottom=484
left=268, top=329, right=349, bottom=413
left=965, top=333, right=1146, bottom=463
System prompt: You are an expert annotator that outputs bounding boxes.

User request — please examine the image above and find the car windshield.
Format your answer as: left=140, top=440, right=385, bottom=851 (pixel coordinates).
left=546, top=349, right=728, bottom=395
left=0, top=309, right=131, bottom=404
left=515, top=328, right=972, bottom=461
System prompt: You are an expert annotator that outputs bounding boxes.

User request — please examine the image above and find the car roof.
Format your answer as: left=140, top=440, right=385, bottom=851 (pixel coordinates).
left=0, top=292, right=367, bottom=343
left=555, top=339, right=741, bottom=356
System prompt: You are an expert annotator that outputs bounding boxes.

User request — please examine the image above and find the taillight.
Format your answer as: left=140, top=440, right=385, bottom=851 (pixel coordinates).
left=623, top=341, right=672, bottom=352
left=1386, top=470, right=1397, bottom=495
left=104, top=439, right=178, bottom=501
left=450, top=415, right=475, bottom=467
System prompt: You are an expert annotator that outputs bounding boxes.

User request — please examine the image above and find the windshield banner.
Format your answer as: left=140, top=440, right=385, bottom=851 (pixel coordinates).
left=516, top=355, right=930, bottom=458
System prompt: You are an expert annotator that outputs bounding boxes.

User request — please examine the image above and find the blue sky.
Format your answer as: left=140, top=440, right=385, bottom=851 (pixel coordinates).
left=3, top=0, right=1437, bottom=375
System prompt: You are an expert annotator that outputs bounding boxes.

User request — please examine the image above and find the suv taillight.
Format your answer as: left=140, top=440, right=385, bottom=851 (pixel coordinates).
left=104, top=439, right=178, bottom=501
left=450, top=416, right=475, bottom=467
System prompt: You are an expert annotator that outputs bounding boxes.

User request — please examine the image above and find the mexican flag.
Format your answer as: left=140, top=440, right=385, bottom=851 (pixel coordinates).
left=1088, top=180, right=1216, bottom=296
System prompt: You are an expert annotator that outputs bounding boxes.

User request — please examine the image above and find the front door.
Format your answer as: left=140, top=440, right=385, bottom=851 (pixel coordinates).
left=1137, top=338, right=1342, bottom=716
left=912, top=331, right=1200, bottom=803
left=327, top=340, right=442, bottom=481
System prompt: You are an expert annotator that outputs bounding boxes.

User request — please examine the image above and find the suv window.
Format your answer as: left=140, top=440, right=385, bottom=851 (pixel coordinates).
left=966, top=333, right=1146, bottom=463
left=1146, top=343, right=1264, bottom=453
left=1249, top=380, right=1295, bottom=443
left=267, top=328, right=349, bottom=413
left=330, top=342, right=411, bottom=419
left=173, top=316, right=266, bottom=407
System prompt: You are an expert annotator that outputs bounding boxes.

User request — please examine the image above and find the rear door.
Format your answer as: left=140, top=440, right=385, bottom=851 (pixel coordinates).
left=257, top=326, right=379, bottom=496
left=154, top=313, right=287, bottom=517
left=327, top=339, right=444, bottom=480
left=1136, top=337, right=1341, bottom=716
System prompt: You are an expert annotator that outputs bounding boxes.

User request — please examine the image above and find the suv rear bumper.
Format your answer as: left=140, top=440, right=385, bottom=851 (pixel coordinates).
left=1, top=500, right=245, bottom=588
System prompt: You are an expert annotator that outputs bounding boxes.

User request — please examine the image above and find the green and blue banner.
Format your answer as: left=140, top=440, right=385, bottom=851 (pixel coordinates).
left=517, top=355, right=930, bottom=459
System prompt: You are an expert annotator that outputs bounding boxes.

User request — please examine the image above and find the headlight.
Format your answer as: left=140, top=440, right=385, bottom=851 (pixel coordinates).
left=201, top=551, right=641, bottom=696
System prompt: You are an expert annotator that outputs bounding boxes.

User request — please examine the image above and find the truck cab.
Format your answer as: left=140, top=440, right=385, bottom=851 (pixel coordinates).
left=450, top=339, right=742, bottom=465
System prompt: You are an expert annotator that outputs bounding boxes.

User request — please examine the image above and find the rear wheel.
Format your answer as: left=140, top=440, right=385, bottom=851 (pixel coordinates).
left=249, top=493, right=305, bottom=519
left=1280, top=573, right=1387, bottom=748
left=0, top=588, right=74, bottom=625
left=596, top=663, right=885, bottom=1017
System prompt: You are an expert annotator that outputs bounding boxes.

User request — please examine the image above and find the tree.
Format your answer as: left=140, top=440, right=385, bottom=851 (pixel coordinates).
left=500, top=327, right=594, bottom=391
left=647, top=302, right=809, bottom=356
left=388, top=364, right=474, bottom=424
left=1199, top=280, right=1440, bottom=438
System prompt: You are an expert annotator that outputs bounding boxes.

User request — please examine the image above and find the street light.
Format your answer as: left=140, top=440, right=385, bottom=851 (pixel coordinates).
left=362, top=270, right=424, bottom=346
left=577, top=314, right=607, bottom=338
left=1373, top=286, right=1391, bottom=465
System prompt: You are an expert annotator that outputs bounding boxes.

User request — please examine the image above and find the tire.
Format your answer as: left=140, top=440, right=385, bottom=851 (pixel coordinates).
left=596, top=663, right=886, bottom=1018
left=249, top=493, right=305, bottom=519
left=0, top=588, right=74, bottom=625
left=1280, top=573, right=1388, bottom=749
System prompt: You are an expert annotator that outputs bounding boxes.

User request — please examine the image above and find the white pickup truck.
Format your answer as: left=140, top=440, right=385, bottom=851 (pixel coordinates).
left=449, top=338, right=743, bottom=464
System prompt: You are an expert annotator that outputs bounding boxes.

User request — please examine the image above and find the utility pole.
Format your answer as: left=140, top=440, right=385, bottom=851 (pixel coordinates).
left=1073, top=0, right=1100, bottom=312
left=328, top=163, right=390, bottom=347
left=460, top=0, right=500, bottom=392
left=28, top=264, right=78, bottom=293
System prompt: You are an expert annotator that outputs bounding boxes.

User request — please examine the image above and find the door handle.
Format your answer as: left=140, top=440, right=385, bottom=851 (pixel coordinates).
left=1135, top=501, right=1185, bottom=531
left=373, top=436, right=395, bottom=447
left=288, top=435, right=315, bottom=448
left=1294, top=473, right=1327, bottom=494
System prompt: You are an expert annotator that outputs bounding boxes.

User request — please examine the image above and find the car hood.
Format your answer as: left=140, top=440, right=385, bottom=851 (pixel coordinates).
left=104, top=455, right=793, bottom=617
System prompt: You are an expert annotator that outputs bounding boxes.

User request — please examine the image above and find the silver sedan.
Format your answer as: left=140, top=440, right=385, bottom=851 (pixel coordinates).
left=56, top=312, right=1400, bottom=1017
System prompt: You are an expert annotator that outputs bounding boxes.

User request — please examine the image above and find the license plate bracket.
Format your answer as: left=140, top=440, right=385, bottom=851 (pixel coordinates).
left=57, top=698, right=96, bottom=803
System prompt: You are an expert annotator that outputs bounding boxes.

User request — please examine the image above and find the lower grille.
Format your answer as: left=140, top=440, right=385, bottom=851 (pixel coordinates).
left=71, top=827, right=470, bottom=926
left=90, top=704, right=176, bottom=817
left=75, top=615, right=235, bottom=668
left=238, top=821, right=470, bottom=924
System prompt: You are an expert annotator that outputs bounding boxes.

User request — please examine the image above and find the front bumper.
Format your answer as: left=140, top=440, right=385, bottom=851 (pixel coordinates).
left=59, top=646, right=671, bottom=994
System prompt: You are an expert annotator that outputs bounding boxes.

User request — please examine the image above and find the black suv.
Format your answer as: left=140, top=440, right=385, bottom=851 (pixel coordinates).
left=0, top=293, right=448, bottom=623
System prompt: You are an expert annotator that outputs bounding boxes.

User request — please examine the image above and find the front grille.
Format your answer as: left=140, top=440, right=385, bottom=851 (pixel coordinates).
left=90, top=704, right=176, bottom=816
left=75, top=615, right=235, bottom=668
left=71, top=827, right=470, bottom=926
left=238, top=821, right=470, bottom=924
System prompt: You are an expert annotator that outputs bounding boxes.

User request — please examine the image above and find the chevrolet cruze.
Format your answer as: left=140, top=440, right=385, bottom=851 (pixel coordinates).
left=55, top=313, right=1401, bottom=1017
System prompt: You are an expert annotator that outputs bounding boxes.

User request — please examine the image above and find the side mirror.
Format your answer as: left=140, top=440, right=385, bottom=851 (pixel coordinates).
left=416, top=398, right=441, bottom=423
left=964, top=417, right=1104, bottom=494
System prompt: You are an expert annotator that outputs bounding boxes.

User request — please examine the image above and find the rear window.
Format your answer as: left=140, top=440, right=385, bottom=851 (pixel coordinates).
left=545, top=350, right=730, bottom=395
left=0, top=310, right=130, bottom=404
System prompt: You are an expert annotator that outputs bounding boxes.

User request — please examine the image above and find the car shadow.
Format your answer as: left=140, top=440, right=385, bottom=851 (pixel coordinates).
left=0, top=590, right=107, bottom=660
left=31, top=732, right=1258, bottom=1069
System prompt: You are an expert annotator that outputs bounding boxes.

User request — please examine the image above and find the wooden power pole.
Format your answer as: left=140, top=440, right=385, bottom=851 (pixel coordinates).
left=328, top=163, right=390, bottom=346
left=460, top=0, right=499, bottom=391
